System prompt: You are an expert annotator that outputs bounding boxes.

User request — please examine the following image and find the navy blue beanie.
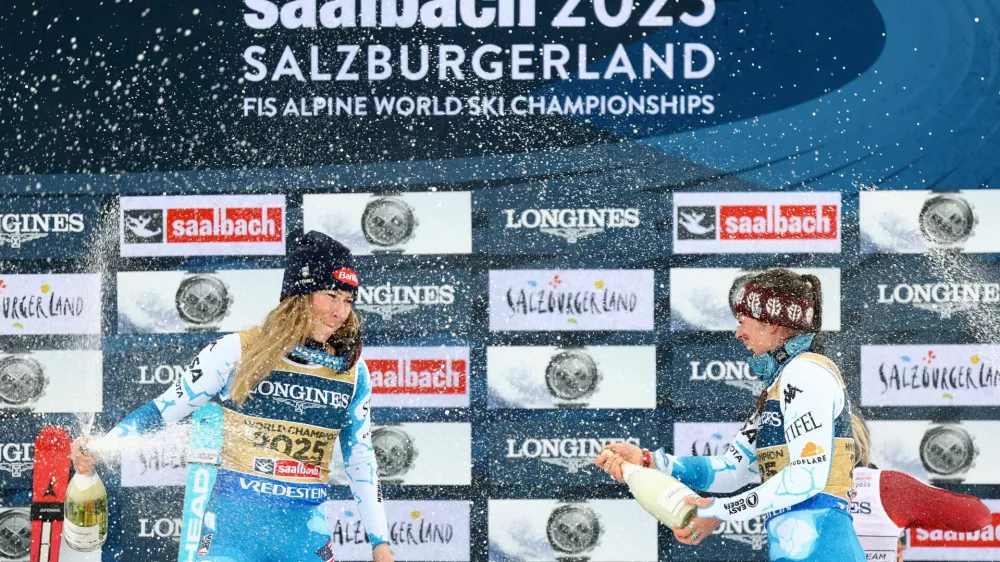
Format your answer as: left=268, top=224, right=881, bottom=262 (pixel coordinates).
left=280, top=231, right=359, bottom=301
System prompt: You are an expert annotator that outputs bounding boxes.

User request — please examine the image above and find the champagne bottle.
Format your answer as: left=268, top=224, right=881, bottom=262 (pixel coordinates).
left=63, top=469, right=108, bottom=552
left=621, top=461, right=698, bottom=528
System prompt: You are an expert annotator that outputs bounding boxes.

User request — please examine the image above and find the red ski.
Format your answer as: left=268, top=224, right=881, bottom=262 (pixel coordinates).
left=30, top=426, right=71, bottom=562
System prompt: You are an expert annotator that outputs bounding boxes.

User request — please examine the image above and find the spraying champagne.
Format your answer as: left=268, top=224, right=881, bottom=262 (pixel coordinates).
left=63, top=442, right=107, bottom=553
left=620, top=461, right=699, bottom=528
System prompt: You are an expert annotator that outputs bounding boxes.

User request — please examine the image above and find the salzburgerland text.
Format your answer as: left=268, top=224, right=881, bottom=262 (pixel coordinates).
left=878, top=363, right=999, bottom=394
left=505, top=287, right=637, bottom=316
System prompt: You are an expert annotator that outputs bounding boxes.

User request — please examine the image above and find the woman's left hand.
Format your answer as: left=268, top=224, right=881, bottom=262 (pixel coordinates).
left=373, top=543, right=394, bottom=562
left=671, top=496, right=721, bottom=546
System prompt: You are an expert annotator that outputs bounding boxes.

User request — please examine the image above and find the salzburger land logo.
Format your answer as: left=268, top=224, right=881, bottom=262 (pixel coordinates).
left=329, top=509, right=456, bottom=547
left=505, top=437, right=640, bottom=473
left=355, top=283, right=455, bottom=320
left=876, top=281, right=1000, bottom=319
left=504, top=275, right=638, bottom=318
left=134, top=440, right=185, bottom=477
left=0, top=279, right=87, bottom=327
left=249, top=380, right=352, bottom=413
left=0, top=442, right=34, bottom=478
left=688, top=430, right=730, bottom=457
left=0, top=213, right=85, bottom=248
left=873, top=348, right=999, bottom=398
left=502, top=208, right=640, bottom=243
left=689, top=359, right=764, bottom=395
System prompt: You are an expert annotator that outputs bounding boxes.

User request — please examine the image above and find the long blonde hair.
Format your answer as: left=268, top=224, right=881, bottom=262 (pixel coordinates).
left=229, top=295, right=362, bottom=407
left=851, top=412, right=872, bottom=468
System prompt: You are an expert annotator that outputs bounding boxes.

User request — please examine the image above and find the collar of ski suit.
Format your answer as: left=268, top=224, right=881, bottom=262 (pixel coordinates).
left=747, top=332, right=816, bottom=387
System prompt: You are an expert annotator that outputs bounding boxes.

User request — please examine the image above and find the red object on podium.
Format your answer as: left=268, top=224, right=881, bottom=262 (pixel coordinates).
left=30, top=426, right=71, bottom=562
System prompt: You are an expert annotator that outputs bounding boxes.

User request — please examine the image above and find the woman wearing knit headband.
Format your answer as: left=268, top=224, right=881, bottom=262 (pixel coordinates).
left=597, top=268, right=866, bottom=562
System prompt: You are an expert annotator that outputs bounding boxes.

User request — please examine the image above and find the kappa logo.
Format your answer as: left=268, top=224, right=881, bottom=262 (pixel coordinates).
left=783, top=384, right=803, bottom=405
left=123, top=209, right=165, bottom=243
left=676, top=206, right=716, bottom=240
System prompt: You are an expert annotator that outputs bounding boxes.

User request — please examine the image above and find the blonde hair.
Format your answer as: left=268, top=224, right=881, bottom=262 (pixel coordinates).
left=229, top=295, right=362, bottom=407
left=851, top=412, right=872, bottom=468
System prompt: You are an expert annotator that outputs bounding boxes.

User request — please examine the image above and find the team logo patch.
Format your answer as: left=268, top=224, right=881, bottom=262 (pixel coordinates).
left=334, top=268, right=359, bottom=287
left=198, top=534, right=213, bottom=556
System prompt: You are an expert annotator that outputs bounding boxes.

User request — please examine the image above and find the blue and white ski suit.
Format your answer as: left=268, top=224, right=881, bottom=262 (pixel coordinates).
left=655, top=336, right=865, bottom=562
left=108, top=329, right=389, bottom=561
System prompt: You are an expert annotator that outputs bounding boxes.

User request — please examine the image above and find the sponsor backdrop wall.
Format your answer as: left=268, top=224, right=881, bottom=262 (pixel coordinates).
left=1, top=1, right=999, bottom=561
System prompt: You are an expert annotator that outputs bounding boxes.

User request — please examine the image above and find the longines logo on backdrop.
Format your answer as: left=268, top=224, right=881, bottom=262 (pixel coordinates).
left=138, top=517, right=183, bottom=542
left=0, top=213, right=85, bottom=248
left=505, top=437, right=641, bottom=473
left=715, top=517, right=767, bottom=550
left=502, top=208, right=640, bottom=243
left=0, top=442, right=34, bottom=478
left=123, top=209, right=165, bottom=243
left=136, top=364, right=189, bottom=385
left=355, top=283, right=455, bottom=320
left=876, top=282, right=1000, bottom=319
left=688, top=359, right=764, bottom=395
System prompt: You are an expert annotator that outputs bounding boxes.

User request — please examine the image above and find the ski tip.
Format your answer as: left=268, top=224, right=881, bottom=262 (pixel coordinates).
left=35, top=425, right=71, bottom=445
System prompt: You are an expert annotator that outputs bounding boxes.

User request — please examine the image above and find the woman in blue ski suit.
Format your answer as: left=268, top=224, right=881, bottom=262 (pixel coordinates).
left=72, top=231, right=394, bottom=562
left=597, top=269, right=866, bottom=562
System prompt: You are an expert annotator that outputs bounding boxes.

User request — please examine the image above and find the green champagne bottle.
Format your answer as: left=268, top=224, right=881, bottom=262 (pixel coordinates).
left=63, top=470, right=108, bottom=552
